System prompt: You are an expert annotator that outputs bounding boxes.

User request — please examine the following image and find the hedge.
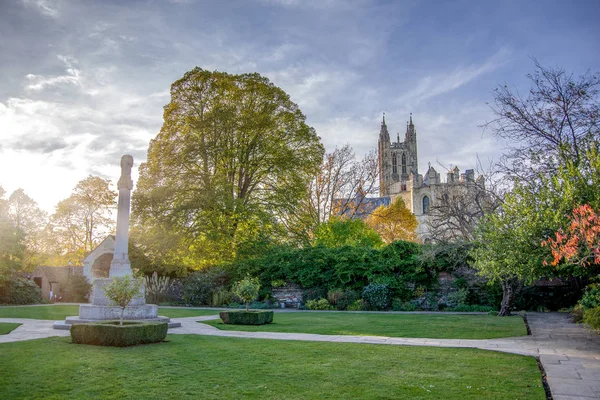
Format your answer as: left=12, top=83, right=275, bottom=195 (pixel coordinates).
left=219, top=310, right=273, bottom=325
left=70, top=321, right=168, bottom=347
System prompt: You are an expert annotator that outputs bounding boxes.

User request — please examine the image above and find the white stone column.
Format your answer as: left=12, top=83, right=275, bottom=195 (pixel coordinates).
left=109, top=155, right=134, bottom=277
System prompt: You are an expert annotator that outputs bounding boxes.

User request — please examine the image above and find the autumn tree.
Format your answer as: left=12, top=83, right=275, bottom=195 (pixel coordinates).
left=543, top=204, right=600, bottom=270
left=49, top=176, right=117, bottom=265
left=133, top=68, right=324, bottom=269
left=366, top=197, right=417, bottom=243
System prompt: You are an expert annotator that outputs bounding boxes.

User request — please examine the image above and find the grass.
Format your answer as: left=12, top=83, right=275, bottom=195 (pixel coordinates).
left=0, top=322, right=21, bottom=335
left=0, top=334, right=544, bottom=399
left=205, top=312, right=527, bottom=339
left=0, top=305, right=219, bottom=320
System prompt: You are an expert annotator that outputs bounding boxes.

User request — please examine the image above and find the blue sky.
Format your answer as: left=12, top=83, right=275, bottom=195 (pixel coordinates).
left=1, top=0, right=599, bottom=211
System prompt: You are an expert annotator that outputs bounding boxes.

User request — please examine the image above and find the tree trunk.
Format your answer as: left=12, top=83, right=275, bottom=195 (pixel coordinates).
left=498, top=278, right=517, bottom=316
left=246, top=302, right=249, bottom=312
left=120, top=307, right=125, bottom=326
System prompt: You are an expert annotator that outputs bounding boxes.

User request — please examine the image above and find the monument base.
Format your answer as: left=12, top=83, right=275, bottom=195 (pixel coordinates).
left=53, top=304, right=181, bottom=330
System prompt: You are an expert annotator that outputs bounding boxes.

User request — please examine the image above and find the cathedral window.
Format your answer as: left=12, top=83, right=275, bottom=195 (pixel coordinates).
left=422, top=195, right=430, bottom=214
left=402, top=153, right=407, bottom=174
left=392, top=153, right=397, bottom=174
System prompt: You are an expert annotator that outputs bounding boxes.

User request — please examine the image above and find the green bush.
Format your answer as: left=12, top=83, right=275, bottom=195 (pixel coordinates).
left=60, top=275, right=91, bottom=303
left=70, top=321, right=168, bottom=347
left=219, top=310, right=273, bottom=325
left=392, top=298, right=417, bottom=311
left=334, top=290, right=360, bottom=311
left=580, top=284, right=600, bottom=310
left=179, top=267, right=231, bottom=306
left=0, top=277, right=43, bottom=305
left=447, top=289, right=469, bottom=308
left=362, top=283, right=391, bottom=310
left=303, top=287, right=327, bottom=302
left=346, top=299, right=364, bottom=311
left=572, top=304, right=584, bottom=323
left=582, top=306, right=600, bottom=332
left=233, top=276, right=261, bottom=311
left=306, top=298, right=333, bottom=310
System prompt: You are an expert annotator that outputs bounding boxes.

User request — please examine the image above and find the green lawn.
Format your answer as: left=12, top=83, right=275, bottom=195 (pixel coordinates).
left=205, top=312, right=527, bottom=339
left=0, top=305, right=219, bottom=320
left=0, top=322, right=21, bottom=335
left=0, top=335, right=544, bottom=399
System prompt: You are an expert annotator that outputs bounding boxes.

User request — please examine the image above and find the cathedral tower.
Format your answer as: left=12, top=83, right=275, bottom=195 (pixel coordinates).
left=377, top=114, right=418, bottom=197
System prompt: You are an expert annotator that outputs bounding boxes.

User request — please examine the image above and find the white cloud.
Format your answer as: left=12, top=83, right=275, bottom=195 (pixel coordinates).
left=396, top=48, right=512, bottom=105
left=21, top=0, right=61, bottom=18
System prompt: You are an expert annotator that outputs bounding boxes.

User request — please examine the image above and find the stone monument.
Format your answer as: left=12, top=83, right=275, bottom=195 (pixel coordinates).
left=55, top=155, right=179, bottom=329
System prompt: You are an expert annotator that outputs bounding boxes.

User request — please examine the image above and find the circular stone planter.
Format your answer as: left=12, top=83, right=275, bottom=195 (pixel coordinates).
left=70, top=321, right=168, bottom=347
left=219, top=310, right=274, bottom=325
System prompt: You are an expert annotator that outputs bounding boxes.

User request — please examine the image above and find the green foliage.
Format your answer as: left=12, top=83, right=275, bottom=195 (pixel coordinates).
left=446, top=304, right=496, bottom=312
left=70, top=321, right=168, bottom=347
left=0, top=215, right=25, bottom=285
left=219, top=310, right=273, bottom=325
left=231, top=240, right=426, bottom=297
left=60, top=275, right=91, bottom=303
left=582, top=307, right=600, bottom=332
left=328, top=289, right=360, bottom=311
left=313, top=217, right=383, bottom=248
left=346, top=299, right=364, bottom=311
left=392, top=298, right=417, bottom=311
left=0, top=277, right=42, bottom=305
left=362, top=283, right=391, bottom=310
left=579, top=284, right=600, bottom=310
left=211, top=289, right=234, bottom=307
left=103, top=276, right=143, bottom=325
left=306, top=298, right=333, bottom=310
left=133, top=68, right=324, bottom=269
left=447, top=289, right=469, bottom=308
left=233, top=276, right=261, bottom=311
left=179, top=267, right=231, bottom=306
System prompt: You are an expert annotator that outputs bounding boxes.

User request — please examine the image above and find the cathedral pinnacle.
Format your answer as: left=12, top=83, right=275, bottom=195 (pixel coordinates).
left=409, top=113, right=413, bottom=126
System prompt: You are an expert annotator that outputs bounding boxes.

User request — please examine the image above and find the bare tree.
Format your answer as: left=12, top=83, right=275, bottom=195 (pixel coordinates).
left=485, top=59, right=599, bottom=181
left=426, top=158, right=504, bottom=242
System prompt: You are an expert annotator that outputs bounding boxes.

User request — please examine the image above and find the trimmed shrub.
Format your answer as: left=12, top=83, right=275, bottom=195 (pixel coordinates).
left=70, top=321, right=168, bottom=347
left=306, top=298, right=333, bottom=310
left=219, top=310, right=273, bottom=325
left=583, top=306, right=600, bottom=332
left=362, top=283, right=391, bottom=310
left=0, top=277, right=43, bottom=305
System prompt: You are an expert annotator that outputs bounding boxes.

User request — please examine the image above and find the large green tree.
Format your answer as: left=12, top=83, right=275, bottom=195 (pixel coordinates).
left=0, top=186, right=24, bottom=283
left=133, top=68, right=324, bottom=270
left=7, top=189, right=48, bottom=269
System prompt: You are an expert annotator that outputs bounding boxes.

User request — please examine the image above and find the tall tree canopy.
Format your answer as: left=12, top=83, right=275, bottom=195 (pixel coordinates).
left=133, top=68, right=324, bottom=270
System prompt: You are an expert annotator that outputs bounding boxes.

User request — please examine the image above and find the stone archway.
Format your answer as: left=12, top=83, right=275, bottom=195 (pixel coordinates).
left=92, top=253, right=113, bottom=278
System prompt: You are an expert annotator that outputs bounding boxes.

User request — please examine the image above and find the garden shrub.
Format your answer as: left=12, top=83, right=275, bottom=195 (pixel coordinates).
left=392, top=298, right=417, bottom=311
left=582, top=306, right=600, bottom=332
left=447, top=288, right=469, bottom=308
left=362, top=283, right=391, bottom=310
left=580, top=284, right=600, bottom=310
left=306, top=298, right=333, bottom=310
left=219, top=310, right=273, bottom=325
left=0, top=277, right=43, bottom=305
left=179, top=267, right=231, bottom=306
left=144, top=272, right=172, bottom=305
left=334, top=290, right=360, bottom=311
left=572, top=304, right=584, bottom=323
left=211, top=289, right=235, bottom=307
left=60, top=275, right=91, bottom=303
left=346, top=299, right=364, bottom=311
left=70, top=321, right=168, bottom=347
left=446, top=304, right=495, bottom=312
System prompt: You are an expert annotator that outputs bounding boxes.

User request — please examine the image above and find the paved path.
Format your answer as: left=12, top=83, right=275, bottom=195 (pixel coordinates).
left=1, top=312, right=599, bottom=398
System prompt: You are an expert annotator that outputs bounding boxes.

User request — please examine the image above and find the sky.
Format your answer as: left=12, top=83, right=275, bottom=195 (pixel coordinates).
left=1, top=0, right=599, bottom=213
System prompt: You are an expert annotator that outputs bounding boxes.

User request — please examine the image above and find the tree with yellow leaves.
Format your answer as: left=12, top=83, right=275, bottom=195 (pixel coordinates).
left=366, top=197, right=418, bottom=243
